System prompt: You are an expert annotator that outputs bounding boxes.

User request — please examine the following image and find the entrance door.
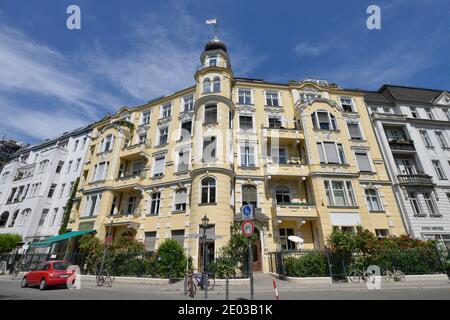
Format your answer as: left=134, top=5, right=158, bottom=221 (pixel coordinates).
left=252, top=239, right=262, bottom=271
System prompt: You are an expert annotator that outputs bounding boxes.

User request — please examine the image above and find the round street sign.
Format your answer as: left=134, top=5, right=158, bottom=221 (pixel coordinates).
left=241, top=220, right=254, bottom=238
left=242, top=204, right=254, bottom=220
left=105, top=235, right=113, bottom=245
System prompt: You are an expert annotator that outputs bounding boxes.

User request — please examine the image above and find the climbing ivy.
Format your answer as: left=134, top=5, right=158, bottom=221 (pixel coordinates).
left=58, top=177, right=79, bottom=235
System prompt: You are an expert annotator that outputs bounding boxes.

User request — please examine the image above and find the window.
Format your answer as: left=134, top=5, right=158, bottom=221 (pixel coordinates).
left=131, top=161, right=143, bottom=175
left=208, top=54, right=217, bottom=67
left=355, top=152, right=372, bottom=172
left=144, top=232, right=157, bottom=252
left=317, top=142, right=346, bottom=164
left=180, top=121, right=192, bottom=140
left=82, top=137, right=87, bottom=148
left=435, top=131, right=448, bottom=149
left=177, top=150, right=190, bottom=172
left=0, top=211, right=9, bottom=228
left=279, top=228, right=295, bottom=250
left=50, top=208, right=58, bottom=226
left=171, top=230, right=185, bottom=248
left=138, top=133, right=147, bottom=144
left=268, top=116, right=282, bottom=128
left=162, top=103, right=171, bottom=118
left=347, top=123, right=363, bottom=140
left=240, top=143, right=255, bottom=167
left=66, top=160, right=73, bottom=173
left=383, top=107, right=392, bottom=114
left=0, top=172, right=10, bottom=184
left=125, top=196, right=137, bottom=215
left=101, top=134, right=114, bottom=152
left=203, top=78, right=211, bottom=93
left=174, top=188, right=187, bottom=211
left=238, top=89, right=252, bottom=104
left=93, top=162, right=109, bottom=181
left=423, top=192, right=439, bottom=216
left=47, top=184, right=57, bottom=198
left=265, top=91, right=279, bottom=107
left=73, top=140, right=79, bottom=151
left=410, top=107, right=418, bottom=118
left=312, top=111, right=338, bottom=130
left=20, top=209, right=31, bottom=226
left=59, top=184, right=66, bottom=198
left=183, top=95, right=194, bottom=111
left=56, top=161, right=64, bottom=174
left=420, top=130, right=433, bottom=147
left=397, top=159, right=416, bottom=175
left=149, top=192, right=161, bottom=215
left=153, top=156, right=165, bottom=177
left=446, top=108, right=450, bottom=121
left=74, top=158, right=81, bottom=171
left=212, top=76, right=221, bottom=92
left=375, top=229, right=389, bottom=239
left=271, top=148, right=287, bottom=164
left=408, top=192, right=422, bottom=215
left=203, top=137, right=216, bottom=163
left=158, top=127, right=169, bottom=145
left=201, top=177, right=216, bottom=204
left=275, top=186, right=290, bottom=204
left=239, top=115, right=253, bottom=132
left=432, top=160, right=446, bottom=180
left=39, top=160, right=49, bottom=173
left=340, top=97, right=354, bottom=112
left=84, top=194, right=101, bottom=217
left=204, top=105, right=217, bottom=123
left=242, top=185, right=257, bottom=208
left=38, top=209, right=49, bottom=226
left=141, top=111, right=151, bottom=124
left=365, top=189, right=383, bottom=211
left=425, top=108, right=434, bottom=119
left=324, top=180, right=356, bottom=207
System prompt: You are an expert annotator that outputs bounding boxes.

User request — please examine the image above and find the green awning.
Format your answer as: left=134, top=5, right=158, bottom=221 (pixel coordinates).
left=29, top=230, right=96, bottom=248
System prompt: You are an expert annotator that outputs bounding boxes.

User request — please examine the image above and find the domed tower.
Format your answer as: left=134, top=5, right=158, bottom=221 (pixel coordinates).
left=188, top=36, right=236, bottom=269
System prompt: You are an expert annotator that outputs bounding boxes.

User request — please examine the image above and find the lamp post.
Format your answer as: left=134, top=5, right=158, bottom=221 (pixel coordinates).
left=201, top=214, right=209, bottom=299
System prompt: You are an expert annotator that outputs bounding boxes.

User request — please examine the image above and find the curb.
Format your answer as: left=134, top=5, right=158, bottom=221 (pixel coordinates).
left=404, top=274, right=449, bottom=281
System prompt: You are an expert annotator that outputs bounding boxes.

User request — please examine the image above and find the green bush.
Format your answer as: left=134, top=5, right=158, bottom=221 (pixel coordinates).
left=155, top=239, right=188, bottom=278
left=209, top=254, right=237, bottom=278
left=0, top=234, right=22, bottom=254
left=284, top=251, right=328, bottom=277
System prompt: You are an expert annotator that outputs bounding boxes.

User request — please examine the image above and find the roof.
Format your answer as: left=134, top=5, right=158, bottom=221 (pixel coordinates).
left=365, top=84, right=447, bottom=105
left=29, top=230, right=96, bottom=247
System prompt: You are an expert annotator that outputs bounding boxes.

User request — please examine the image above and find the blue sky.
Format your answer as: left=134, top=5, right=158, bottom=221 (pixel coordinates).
left=1, top=0, right=449, bottom=144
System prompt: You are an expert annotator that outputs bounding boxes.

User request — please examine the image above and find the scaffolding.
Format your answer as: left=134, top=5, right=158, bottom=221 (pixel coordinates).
left=0, top=132, right=25, bottom=172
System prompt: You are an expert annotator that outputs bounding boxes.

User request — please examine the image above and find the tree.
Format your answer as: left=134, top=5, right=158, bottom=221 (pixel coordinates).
left=155, top=239, right=188, bottom=278
left=59, top=177, right=79, bottom=235
left=0, top=234, right=22, bottom=254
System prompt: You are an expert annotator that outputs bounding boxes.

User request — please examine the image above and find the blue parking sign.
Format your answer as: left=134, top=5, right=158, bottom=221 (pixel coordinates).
left=242, top=204, right=254, bottom=220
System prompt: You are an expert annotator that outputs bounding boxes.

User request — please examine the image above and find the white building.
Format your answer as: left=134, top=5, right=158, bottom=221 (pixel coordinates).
left=365, top=85, right=450, bottom=249
left=0, top=126, right=92, bottom=242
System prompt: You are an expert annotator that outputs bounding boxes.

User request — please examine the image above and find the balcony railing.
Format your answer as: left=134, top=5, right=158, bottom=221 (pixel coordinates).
left=272, top=203, right=318, bottom=219
left=389, top=139, right=415, bottom=151
left=397, top=174, right=434, bottom=186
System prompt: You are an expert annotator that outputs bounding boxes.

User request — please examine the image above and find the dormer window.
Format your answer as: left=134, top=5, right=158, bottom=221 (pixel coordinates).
left=207, top=54, right=218, bottom=67
left=312, top=110, right=338, bottom=130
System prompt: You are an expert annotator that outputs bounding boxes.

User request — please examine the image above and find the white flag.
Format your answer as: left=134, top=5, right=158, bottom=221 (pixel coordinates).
left=205, top=19, right=217, bottom=25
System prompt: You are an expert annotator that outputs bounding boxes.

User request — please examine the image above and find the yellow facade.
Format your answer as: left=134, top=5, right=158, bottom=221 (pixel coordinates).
left=67, top=37, right=406, bottom=272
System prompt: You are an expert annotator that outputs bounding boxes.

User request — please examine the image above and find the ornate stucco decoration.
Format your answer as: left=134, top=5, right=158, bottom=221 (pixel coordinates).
left=236, top=105, right=256, bottom=114
left=433, top=91, right=450, bottom=106
left=157, top=117, right=172, bottom=126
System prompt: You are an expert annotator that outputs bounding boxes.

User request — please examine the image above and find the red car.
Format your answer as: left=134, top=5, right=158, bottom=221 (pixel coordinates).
left=21, top=260, right=75, bottom=290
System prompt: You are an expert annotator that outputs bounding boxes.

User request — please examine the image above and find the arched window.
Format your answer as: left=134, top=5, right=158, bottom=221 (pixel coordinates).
left=0, top=211, right=9, bottom=228
left=8, top=209, right=19, bottom=227
left=242, top=185, right=257, bottom=208
left=312, top=110, right=338, bottom=130
left=20, top=209, right=31, bottom=226
left=39, top=160, right=49, bottom=173
left=201, top=177, right=216, bottom=204
left=212, top=76, right=221, bottom=92
left=365, top=189, right=383, bottom=212
left=203, top=78, right=211, bottom=93
left=174, top=188, right=187, bottom=211
left=275, top=186, right=291, bottom=204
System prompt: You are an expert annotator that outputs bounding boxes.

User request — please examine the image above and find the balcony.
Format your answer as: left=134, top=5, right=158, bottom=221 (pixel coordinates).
left=120, top=142, right=151, bottom=160
left=371, top=113, right=408, bottom=122
left=272, top=203, right=318, bottom=219
left=114, top=171, right=147, bottom=190
left=397, top=174, right=434, bottom=186
left=389, top=139, right=415, bottom=152
left=265, top=158, right=309, bottom=176
left=262, top=126, right=304, bottom=141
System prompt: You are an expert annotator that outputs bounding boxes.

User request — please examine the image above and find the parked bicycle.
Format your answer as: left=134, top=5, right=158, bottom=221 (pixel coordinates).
left=94, top=265, right=114, bottom=287
left=348, top=268, right=372, bottom=283
left=383, top=268, right=405, bottom=282
left=184, top=270, right=215, bottom=296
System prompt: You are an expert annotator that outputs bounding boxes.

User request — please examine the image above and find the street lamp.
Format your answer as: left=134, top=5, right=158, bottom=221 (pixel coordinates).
left=201, top=215, right=209, bottom=273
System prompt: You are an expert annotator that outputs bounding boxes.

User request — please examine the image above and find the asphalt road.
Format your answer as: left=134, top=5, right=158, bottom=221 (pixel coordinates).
left=1, top=276, right=449, bottom=300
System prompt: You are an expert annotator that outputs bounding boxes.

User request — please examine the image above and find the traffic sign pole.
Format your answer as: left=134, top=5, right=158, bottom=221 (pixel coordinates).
left=241, top=219, right=255, bottom=300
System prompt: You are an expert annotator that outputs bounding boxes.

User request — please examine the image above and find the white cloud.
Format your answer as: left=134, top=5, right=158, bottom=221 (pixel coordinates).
left=293, top=42, right=330, bottom=57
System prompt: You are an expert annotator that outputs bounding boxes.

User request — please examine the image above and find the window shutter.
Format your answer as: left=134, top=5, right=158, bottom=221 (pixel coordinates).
left=324, top=142, right=339, bottom=163
left=174, top=189, right=187, bottom=205
left=348, top=123, right=362, bottom=139
left=144, top=232, right=157, bottom=251
left=356, top=153, right=372, bottom=172
left=154, top=157, right=165, bottom=175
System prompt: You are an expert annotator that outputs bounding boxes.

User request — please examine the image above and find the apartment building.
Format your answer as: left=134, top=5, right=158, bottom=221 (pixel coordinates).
left=67, top=37, right=405, bottom=272
left=365, top=85, right=450, bottom=249
left=0, top=126, right=91, bottom=242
